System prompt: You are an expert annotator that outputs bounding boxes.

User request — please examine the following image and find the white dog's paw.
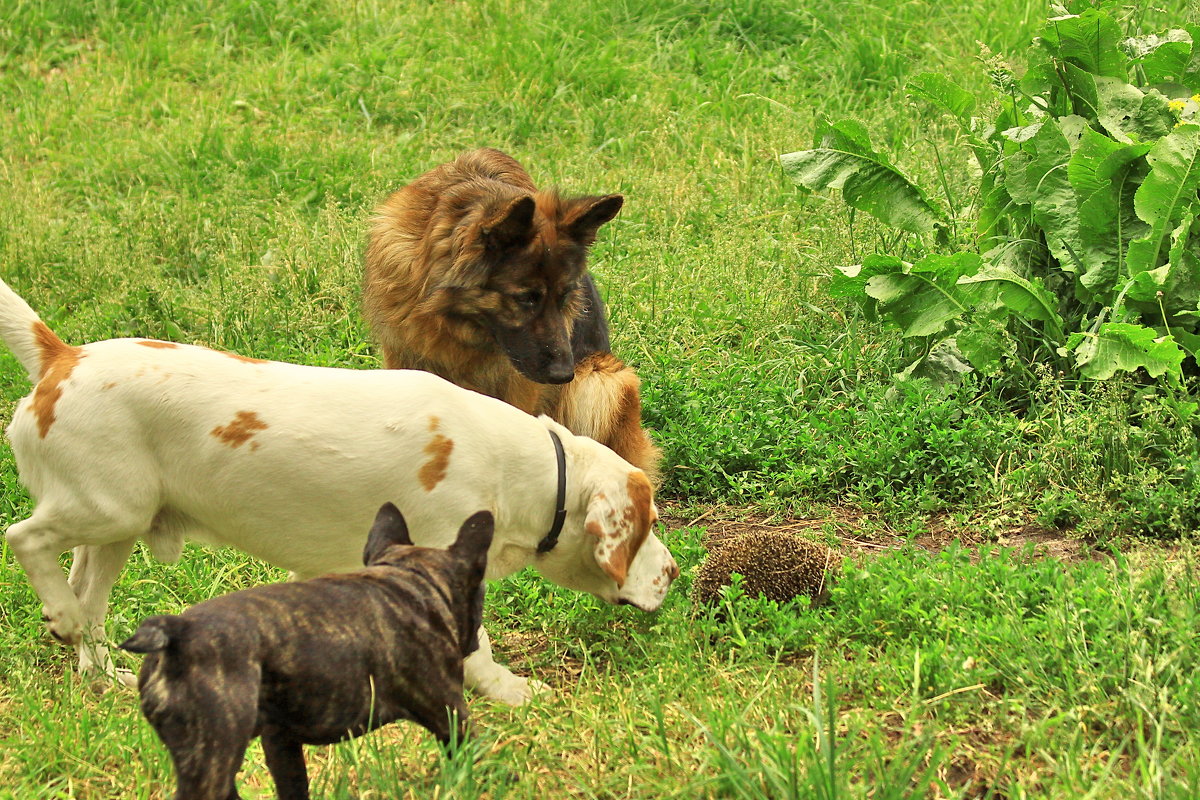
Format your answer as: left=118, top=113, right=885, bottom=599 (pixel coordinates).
left=41, top=607, right=85, bottom=646
left=76, top=643, right=137, bottom=691
left=77, top=665, right=136, bottom=693
left=474, top=671, right=552, bottom=706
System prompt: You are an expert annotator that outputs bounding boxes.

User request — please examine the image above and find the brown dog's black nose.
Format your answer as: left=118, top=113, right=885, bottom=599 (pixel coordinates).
left=542, top=361, right=575, bottom=384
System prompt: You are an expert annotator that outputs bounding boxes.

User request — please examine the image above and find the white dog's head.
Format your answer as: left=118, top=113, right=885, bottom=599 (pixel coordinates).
left=535, top=433, right=678, bottom=611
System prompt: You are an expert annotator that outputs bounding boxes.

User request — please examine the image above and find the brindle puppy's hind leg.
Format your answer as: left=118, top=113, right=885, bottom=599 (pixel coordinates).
left=261, top=726, right=310, bottom=800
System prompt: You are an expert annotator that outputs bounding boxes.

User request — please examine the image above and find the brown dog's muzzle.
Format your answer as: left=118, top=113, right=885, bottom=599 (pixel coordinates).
left=495, top=327, right=575, bottom=384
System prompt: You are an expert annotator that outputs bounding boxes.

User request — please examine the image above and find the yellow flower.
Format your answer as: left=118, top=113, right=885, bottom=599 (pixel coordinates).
left=1169, top=99, right=1188, bottom=113
left=1193, top=94, right=1200, bottom=104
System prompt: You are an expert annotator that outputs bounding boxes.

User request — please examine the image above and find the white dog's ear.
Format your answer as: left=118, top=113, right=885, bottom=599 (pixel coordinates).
left=584, top=471, right=654, bottom=587
left=363, top=502, right=412, bottom=565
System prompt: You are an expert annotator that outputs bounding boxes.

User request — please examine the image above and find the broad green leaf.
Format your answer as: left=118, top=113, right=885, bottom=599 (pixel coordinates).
left=1169, top=325, right=1200, bottom=358
left=1164, top=215, right=1200, bottom=319
left=1070, top=128, right=1152, bottom=302
left=906, top=73, right=977, bottom=123
left=1126, top=217, right=1200, bottom=311
left=1184, top=25, right=1200, bottom=85
left=1136, top=25, right=1200, bottom=88
left=1126, top=263, right=1172, bottom=303
left=1128, top=216, right=1200, bottom=323
left=1040, top=10, right=1128, bottom=80
left=1124, top=30, right=1192, bottom=60
left=1131, top=29, right=1193, bottom=84
left=894, top=339, right=974, bottom=384
left=829, top=254, right=905, bottom=299
left=864, top=253, right=978, bottom=338
left=955, top=323, right=1018, bottom=376
left=1019, top=63, right=1057, bottom=107
left=1094, top=77, right=1175, bottom=143
left=976, top=176, right=1015, bottom=248
left=1061, top=63, right=1100, bottom=122
left=1001, top=123, right=1043, bottom=147
left=957, top=264, right=1067, bottom=342
left=1126, top=123, right=1200, bottom=277
left=1068, top=321, right=1184, bottom=379
left=815, top=117, right=873, bottom=151
left=780, top=120, right=945, bottom=235
left=1003, top=119, right=1084, bottom=274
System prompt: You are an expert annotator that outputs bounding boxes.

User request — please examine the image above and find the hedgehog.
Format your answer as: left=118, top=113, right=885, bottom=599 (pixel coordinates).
left=692, top=531, right=840, bottom=607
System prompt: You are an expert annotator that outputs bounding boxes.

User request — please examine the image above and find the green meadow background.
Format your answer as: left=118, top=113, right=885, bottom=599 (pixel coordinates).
left=2, top=0, right=1200, bottom=797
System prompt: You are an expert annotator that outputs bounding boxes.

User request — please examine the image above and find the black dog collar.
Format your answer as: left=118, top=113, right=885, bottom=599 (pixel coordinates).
left=537, top=429, right=568, bottom=554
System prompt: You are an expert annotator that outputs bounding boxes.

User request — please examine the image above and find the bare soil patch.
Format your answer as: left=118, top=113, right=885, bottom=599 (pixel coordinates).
left=660, top=503, right=1099, bottom=563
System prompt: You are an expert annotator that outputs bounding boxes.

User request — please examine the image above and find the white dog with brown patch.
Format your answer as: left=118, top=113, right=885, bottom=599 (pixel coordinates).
left=0, top=278, right=677, bottom=705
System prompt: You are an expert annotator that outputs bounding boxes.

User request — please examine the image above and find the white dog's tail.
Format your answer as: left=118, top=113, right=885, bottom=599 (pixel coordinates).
left=0, top=277, right=58, bottom=381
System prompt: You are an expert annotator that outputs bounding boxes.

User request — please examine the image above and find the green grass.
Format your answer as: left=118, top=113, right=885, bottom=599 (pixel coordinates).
left=3, top=0, right=1200, bottom=797
left=4, top=535, right=1200, bottom=798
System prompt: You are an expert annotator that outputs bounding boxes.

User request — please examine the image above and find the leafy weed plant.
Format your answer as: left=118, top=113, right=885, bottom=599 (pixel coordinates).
left=784, top=3, right=1200, bottom=386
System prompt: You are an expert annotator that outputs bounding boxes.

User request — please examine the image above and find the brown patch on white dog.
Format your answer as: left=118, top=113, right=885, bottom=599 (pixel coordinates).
left=419, top=434, right=454, bottom=491
left=585, top=472, right=654, bottom=587
left=136, top=340, right=178, bottom=349
left=222, top=351, right=267, bottom=364
left=30, top=321, right=84, bottom=438
left=211, top=411, right=269, bottom=449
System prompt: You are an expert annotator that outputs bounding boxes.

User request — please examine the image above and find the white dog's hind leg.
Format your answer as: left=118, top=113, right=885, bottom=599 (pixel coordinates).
left=69, top=539, right=137, bottom=684
left=464, top=627, right=550, bottom=706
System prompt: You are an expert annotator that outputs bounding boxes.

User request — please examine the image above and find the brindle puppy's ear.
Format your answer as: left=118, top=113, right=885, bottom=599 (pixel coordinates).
left=363, top=502, right=413, bottom=566
left=463, top=584, right=485, bottom=656
left=449, top=510, right=495, bottom=569
left=481, top=195, right=536, bottom=252
left=450, top=511, right=493, bottom=657
left=563, top=194, right=623, bottom=245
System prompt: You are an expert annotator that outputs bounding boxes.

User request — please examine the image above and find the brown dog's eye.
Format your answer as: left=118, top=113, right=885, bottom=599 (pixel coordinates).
left=516, top=290, right=542, bottom=308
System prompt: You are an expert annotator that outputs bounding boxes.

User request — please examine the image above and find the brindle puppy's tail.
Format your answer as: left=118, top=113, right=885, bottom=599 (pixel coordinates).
left=119, top=615, right=188, bottom=653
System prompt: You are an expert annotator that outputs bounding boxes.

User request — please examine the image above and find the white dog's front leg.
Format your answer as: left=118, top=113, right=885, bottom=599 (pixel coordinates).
left=5, top=516, right=89, bottom=646
left=464, top=627, right=550, bottom=706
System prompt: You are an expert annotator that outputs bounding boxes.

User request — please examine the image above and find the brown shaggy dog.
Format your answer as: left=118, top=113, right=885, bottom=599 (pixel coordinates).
left=363, top=149, right=660, bottom=482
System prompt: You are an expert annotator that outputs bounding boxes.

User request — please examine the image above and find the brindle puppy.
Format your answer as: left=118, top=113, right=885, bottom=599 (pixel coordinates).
left=119, top=503, right=492, bottom=800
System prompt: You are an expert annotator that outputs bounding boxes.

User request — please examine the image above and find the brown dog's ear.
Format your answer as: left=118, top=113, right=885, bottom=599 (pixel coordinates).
left=564, top=194, right=623, bottom=244
left=481, top=195, right=536, bottom=251
left=363, top=502, right=412, bottom=565
left=584, top=471, right=653, bottom=587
